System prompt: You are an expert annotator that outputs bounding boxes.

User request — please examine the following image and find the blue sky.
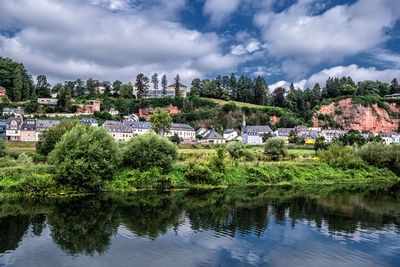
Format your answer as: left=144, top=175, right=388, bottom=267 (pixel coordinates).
left=0, top=0, right=399, bottom=89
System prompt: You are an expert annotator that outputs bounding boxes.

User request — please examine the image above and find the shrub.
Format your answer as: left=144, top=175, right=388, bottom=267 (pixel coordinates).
left=209, top=147, right=229, bottom=173
left=317, top=144, right=363, bottom=169
left=185, top=163, right=214, bottom=184
left=358, top=141, right=389, bottom=167
left=226, top=141, right=245, bottom=162
left=17, top=174, right=56, bottom=196
left=50, top=125, right=122, bottom=191
left=123, top=134, right=177, bottom=173
left=116, top=168, right=171, bottom=189
left=243, top=149, right=258, bottom=161
left=0, top=140, right=8, bottom=157
left=264, top=138, right=288, bottom=161
left=0, top=156, right=17, bottom=167
left=17, top=153, right=32, bottom=166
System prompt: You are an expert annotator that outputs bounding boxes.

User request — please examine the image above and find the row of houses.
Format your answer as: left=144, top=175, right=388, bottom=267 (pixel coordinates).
left=1, top=118, right=61, bottom=142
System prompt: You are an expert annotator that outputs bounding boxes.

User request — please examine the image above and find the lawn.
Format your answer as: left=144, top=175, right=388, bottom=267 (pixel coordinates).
left=6, top=143, right=36, bottom=153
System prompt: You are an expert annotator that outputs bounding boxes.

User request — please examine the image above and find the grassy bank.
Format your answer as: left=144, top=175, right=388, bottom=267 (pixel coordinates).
left=1, top=158, right=398, bottom=198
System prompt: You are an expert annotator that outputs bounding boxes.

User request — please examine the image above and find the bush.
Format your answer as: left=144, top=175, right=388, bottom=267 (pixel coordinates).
left=123, top=134, right=177, bottom=173
left=17, top=174, right=56, bottom=196
left=359, top=142, right=400, bottom=175
left=226, top=141, right=245, bottom=162
left=209, top=147, right=229, bottom=173
left=185, top=163, right=214, bottom=184
left=116, top=168, right=171, bottom=189
left=264, top=138, right=288, bottom=161
left=317, top=144, right=363, bottom=169
left=0, top=140, right=8, bottom=157
left=50, top=125, right=122, bottom=191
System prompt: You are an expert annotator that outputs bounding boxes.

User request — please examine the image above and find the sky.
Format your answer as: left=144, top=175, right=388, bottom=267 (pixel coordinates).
left=0, top=0, right=400, bottom=89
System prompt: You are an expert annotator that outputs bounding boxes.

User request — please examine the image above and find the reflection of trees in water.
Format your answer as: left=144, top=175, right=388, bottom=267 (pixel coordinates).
left=0, top=183, right=399, bottom=256
left=47, top=197, right=120, bottom=256
left=0, top=215, right=30, bottom=253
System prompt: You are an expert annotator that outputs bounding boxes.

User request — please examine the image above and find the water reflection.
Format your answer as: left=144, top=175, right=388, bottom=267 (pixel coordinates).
left=0, top=183, right=399, bottom=265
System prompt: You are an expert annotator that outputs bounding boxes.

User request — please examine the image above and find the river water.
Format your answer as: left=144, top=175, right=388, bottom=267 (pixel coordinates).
left=0, top=184, right=399, bottom=266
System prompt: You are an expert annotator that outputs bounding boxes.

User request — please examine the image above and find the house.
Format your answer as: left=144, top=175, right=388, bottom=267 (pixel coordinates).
left=3, top=108, right=25, bottom=116
left=20, top=119, right=36, bottom=142
left=384, top=93, right=400, bottom=98
left=223, top=129, right=238, bottom=141
left=38, top=98, right=58, bottom=105
left=201, top=129, right=225, bottom=144
left=75, top=100, right=101, bottom=114
left=124, top=113, right=139, bottom=122
left=104, top=123, right=134, bottom=142
left=166, top=123, right=196, bottom=142
left=298, top=130, right=320, bottom=144
left=103, top=120, right=121, bottom=126
left=123, top=121, right=151, bottom=135
left=0, top=119, right=7, bottom=140
left=80, top=118, right=99, bottom=127
left=6, top=117, right=22, bottom=142
left=241, top=114, right=273, bottom=144
left=167, top=83, right=187, bottom=97
left=36, top=120, right=61, bottom=141
left=377, top=131, right=400, bottom=145
left=196, top=128, right=210, bottom=138
left=275, top=128, right=295, bottom=139
left=109, top=108, right=119, bottom=116
left=321, top=130, right=346, bottom=143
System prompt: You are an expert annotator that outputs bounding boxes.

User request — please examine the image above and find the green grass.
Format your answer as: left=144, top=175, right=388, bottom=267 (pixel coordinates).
left=288, top=148, right=315, bottom=156
left=6, top=142, right=36, bottom=153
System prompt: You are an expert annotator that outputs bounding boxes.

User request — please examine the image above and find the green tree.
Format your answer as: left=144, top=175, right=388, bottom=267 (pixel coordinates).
left=52, top=83, right=63, bottom=93
left=264, top=137, right=287, bottom=161
left=253, top=76, right=267, bottom=105
left=50, top=125, right=122, bottom=191
left=161, top=75, right=168, bottom=96
left=0, top=139, right=8, bottom=157
left=123, top=134, right=177, bottom=172
left=151, top=73, right=159, bottom=90
left=36, top=75, right=51, bottom=98
left=174, top=74, right=182, bottom=98
left=102, top=81, right=111, bottom=95
left=135, top=74, right=149, bottom=98
left=149, top=108, right=172, bottom=136
left=341, top=84, right=357, bottom=95
left=36, top=120, right=78, bottom=156
left=169, top=133, right=181, bottom=144
left=209, top=147, right=228, bottom=173
left=112, top=80, right=122, bottom=96
left=390, top=78, right=400, bottom=94
left=272, top=87, right=287, bottom=107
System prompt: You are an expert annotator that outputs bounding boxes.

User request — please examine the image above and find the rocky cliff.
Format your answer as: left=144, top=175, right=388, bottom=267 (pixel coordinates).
left=312, top=98, right=400, bottom=133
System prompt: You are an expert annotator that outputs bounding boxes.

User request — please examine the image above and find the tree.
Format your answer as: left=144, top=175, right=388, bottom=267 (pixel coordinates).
left=50, top=125, right=122, bottom=191
left=226, top=141, right=245, bottom=164
left=52, top=83, right=63, bottom=93
left=169, top=133, right=181, bottom=144
left=57, top=84, right=72, bottom=112
left=390, top=78, right=400, bottom=94
left=336, top=130, right=366, bottom=147
left=174, top=74, right=181, bottom=97
left=102, top=81, right=111, bottom=95
left=253, top=76, right=267, bottom=105
left=86, top=78, right=99, bottom=95
left=151, top=73, right=159, bottom=90
left=314, top=137, right=328, bottom=151
left=288, top=130, right=298, bottom=144
left=161, top=75, right=168, bottom=96
left=312, top=83, right=322, bottom=106
left=11, top=65, right=23, bottom=101
left=150, top=108, right=172, bottom=136
left=272, top=87, right=287, bottom=107
left=123, top=134, right=177, bottom=172
left=190, top=78, right=201, bottom=96
left=262, top=132, right=272, bottom=143
left=36, top=120, right=78, bottom=156
left=112, top=80, right=122, bottom=96
left=135, top=74, right=149, bottom=98
left=341, top=84, right=357, bottom=95
left=264, top=138, right=287, bottom=161
left=36, top=75, right=51, bottom=98
left=0, top=140, right=8, bottom=157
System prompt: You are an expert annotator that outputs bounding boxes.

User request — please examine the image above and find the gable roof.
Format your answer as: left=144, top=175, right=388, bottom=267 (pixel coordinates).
left=202, top=129, right=224, bottom=140
left=80, top=118, right=98, bottom=124
left=244, top=125, right=272, bottom=133
left=170, top=123, right=194, bottom=131
left=123, top=120, right=151, bottom=129
left=223, top=129, right=235, bottom=134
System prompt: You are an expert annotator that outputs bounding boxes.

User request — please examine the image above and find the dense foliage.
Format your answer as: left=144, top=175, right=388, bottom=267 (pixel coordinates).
left=50, top=125, right=122, bottom=191
left=123, top=134, right=178, bottom=172
left=264, top=138, right=288, bottom=161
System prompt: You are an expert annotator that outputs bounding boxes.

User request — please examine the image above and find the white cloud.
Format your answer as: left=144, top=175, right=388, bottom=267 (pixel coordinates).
left=254, top=0, right=400, bottom=63
left=231, top=38, right=262, bottom=56
left=304, top=64, right=400, bottom=88
left=0, top=0, right=243, bottom=86
left=204, top=0, right=241, bottom=26
left=272, top=64, right=400, bottom=90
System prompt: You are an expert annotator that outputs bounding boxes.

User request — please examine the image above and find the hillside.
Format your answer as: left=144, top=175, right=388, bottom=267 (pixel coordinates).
left=313, top=97, right=400, bottom=133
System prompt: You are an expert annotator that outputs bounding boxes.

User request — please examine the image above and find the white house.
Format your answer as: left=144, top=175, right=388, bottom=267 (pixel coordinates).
left=109, top=108, right=119, bottom=116
left=123, top=121, right=151, bottom=135
left=321, top=130, right=346, bottom=143
left=3, top=108, right=25, bottom=116
left=167, top=123, right=196, bottom=142
left=104, top=123, right=133, bottom=142
left=223, top=129, right=238, bottom=141
left=377, top=131, right=400, bottom=145
left=80, top=118, right=99, bottom=127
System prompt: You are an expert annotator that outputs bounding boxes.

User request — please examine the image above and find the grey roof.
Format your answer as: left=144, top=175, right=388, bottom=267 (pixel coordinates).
left=384, top=93, right=400, bottom=98
left=21, top=120, right=36, bottom=130
left=103, top=120, right=121, bottom=126
left=6, top=117, right=22, bottom=124
left=170, top=123, right=194, bottom=131
left=36, top=120, right=61, bottom=130
left=244, top=125, right=272, bottom=133
left=123, top=120, right=151, bottom=129
left=377, top=131, right=399, bottom=137
left=0, top=119, right=7, bottom=125
left=202, top=129, right=224, bottom=140
left=104, top=124, right=133, bottom=133
left=3, top=108, right=25, bottom=114
left=80, top=118, right=98, bottom=124
left=223, top=129, right=235, bottom=135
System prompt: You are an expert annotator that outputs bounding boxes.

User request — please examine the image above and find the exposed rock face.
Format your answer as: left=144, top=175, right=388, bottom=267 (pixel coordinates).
left=313, top=98, right=400, bottom=133
left=138, top=104, right=181, bottom=119
left=269, top=115, right=281, bottom=125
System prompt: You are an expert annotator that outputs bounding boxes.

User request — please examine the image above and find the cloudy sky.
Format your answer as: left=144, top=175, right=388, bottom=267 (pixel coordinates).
left=0, top=0, right=400, bottom=89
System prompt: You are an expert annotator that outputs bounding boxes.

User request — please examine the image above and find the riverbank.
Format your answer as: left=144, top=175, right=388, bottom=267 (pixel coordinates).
left=0, top=159, right=398, bottom=198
